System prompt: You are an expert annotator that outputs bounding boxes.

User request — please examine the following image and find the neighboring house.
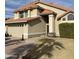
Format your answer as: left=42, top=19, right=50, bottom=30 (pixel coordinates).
left=5, top=1, right=74, bottom=39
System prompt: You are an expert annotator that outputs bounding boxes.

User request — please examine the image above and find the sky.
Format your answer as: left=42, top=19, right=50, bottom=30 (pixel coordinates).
left=5, top=0, right=74, bottom=18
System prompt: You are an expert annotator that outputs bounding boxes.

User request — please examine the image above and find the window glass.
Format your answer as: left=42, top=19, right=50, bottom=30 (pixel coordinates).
left=25, top=11, right=28, bottom=17
left=68, top=14, right=74, bottom=20
left=20, top=12, right=23, bottom=18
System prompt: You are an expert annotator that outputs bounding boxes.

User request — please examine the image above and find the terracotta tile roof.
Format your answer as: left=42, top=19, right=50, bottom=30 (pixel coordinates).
left=36, top=2, right=73, bottom=12
left=5, top=17, right=40, bottom=24
left=57, top=11, right=74, bottom=20
left=39, top=9, right=54, bottom=15
left=14, top=1, right=73, bottom=13
left=14, top=2, right=39, bottom=12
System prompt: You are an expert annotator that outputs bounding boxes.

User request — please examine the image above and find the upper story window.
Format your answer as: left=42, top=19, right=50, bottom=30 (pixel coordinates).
left=68, top=14, right=74, bottom=20
left=19, top=12, right=24, bottom=18
left=25, top=11, right=28, bottom=17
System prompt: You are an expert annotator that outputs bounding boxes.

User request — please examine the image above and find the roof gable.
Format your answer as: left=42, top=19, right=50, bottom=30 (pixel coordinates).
left=35, top=2, right=73, bottom=12
left=57, top=11, right=74, bottom=20
left=14, top=1, right=73, bottom=13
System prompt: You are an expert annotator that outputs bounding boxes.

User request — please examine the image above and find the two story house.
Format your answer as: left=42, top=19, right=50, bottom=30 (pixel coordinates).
left=5, top=1, right=74, bottom=39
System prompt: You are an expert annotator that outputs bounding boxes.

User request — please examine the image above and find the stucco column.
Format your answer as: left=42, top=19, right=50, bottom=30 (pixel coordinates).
left=28, top=10, right=31, bottom=17
left=23, top=24, right=28, bottom=39
left=15, top=12, right=19, bottom=19
left=49, top=14, right=54, bottom=34
left=14, top=12, right=19, bottom=19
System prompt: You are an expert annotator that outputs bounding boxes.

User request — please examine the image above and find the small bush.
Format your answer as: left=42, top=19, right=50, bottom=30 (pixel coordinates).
left=5, top=33, right=9, bottom=37
left=59, top=23, right=74, bottom=38
left=5, top=33, right=12, bottom=37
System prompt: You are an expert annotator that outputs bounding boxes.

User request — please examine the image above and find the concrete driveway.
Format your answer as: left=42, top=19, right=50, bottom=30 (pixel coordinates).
left=5, top=37, right=74, bottom=59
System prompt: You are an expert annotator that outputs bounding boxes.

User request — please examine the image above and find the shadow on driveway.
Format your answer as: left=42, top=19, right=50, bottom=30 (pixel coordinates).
left=5, top=39, right=23, bottom=46
left=10, top=38, right=65, bottom=59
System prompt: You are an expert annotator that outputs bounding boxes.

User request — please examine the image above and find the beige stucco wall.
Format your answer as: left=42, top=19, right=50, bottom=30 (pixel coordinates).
left=7, top=24, right=23, bottom=38
left=14, top=12, right=19, bottom=19
left=36, top=3, right=66, bottom=16
left=6, top=23, right=28, bottom=39
left=28, top=17, right=46, bottom=38
left=30, top=9, right=38, bottom=17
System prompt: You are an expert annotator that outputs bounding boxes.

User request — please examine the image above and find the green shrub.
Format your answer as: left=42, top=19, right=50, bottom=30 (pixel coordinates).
left=59, top=23, right=74, bottom=38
